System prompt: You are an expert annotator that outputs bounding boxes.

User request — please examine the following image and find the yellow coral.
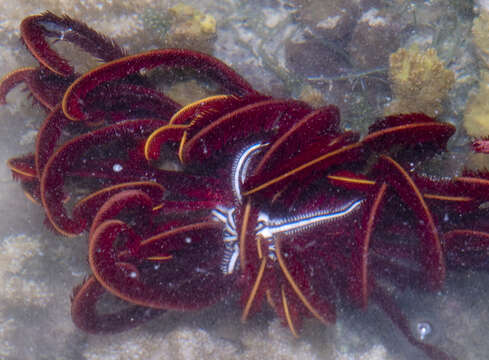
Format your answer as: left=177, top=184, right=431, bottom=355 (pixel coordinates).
left=384, top=45, right=454, bottom=117
left=464, top=70, right=489, bottom=137
left=464, top=10, right=489, bottom=138
left=200, top=14, right=216, bottom=34
left=472, top=11, right=489, bottom=69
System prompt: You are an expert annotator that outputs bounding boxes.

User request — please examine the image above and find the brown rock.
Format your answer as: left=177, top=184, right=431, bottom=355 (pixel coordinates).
left=294, top=0, right=360, bottom=42
left=347, top=8, right=400, bottom=70
left=164, top=4, right=217, bottom=53
left=285, top=31, right=350, bottom=77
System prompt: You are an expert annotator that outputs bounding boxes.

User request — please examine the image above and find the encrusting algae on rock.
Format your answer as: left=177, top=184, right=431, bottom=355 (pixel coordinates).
left=143, top=3, right=217, bottom=54
left=384, top=45, right=455, bottom=117
left=471, top=10, right=489, bottom=69
left=464, top=70, right=489, bottom=137
left=463, top=7, right=489, bottom=138
left=165, top=3, right=217, bottom=53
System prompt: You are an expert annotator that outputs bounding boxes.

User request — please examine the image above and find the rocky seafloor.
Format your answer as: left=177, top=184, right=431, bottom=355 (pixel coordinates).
left=1, top=0, right=489, bottom=359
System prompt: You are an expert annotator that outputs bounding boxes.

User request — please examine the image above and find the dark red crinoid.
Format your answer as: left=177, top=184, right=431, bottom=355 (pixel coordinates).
left=2, top=12, right=489, bottom=360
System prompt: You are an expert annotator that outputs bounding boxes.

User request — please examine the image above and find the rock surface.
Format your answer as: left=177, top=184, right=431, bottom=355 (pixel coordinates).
left=0, top=1, right=488, bottom=360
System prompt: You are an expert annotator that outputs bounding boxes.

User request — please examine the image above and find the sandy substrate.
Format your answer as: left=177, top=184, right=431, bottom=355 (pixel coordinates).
left=0, top=1, right=488, bottom=359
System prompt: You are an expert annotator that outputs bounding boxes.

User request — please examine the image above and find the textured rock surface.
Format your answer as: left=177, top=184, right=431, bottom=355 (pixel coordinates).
left=284, top=33, right=349, bottom=77
left=347, top=9, right=400, bottom=70
left=294, top=0, right=359, bottom=42
left=143, top=3, right=217, bottom=54
left=0, top=1, right=488, bottom=360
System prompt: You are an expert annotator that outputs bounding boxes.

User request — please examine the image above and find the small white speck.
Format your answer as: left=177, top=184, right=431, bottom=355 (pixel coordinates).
left=359, top=8, right=387, bottom=26
left=113, top=163, right=123, bottom=172
left=317, top=15, right=341, bottom=30
left=263, top=8, right=286, bottom=28
left=416, top=322, right=432, bottom=340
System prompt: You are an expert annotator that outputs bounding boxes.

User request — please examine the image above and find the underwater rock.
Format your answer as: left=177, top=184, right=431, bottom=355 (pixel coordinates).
left=347, top=8, right=400, bottom=70
left=285, top=31, right=349, bottom=77
left=384, top=45, right=455, bottom=117
left=164, top=4, right=217, bottom=53
left=286, top=0, right=357, bottom=77
left=144, top=3, right=217, bottom=54
left=464, top=70, right=489, bottom=137
left=165, top=79, right=215, bottom=106
left=288, top=1, right=402, bottom=78
left=0, top=234, right=51, bottom=307
left=294, top=0, right=359, bottom=43
left=0, top=233, right=60, bottom=359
